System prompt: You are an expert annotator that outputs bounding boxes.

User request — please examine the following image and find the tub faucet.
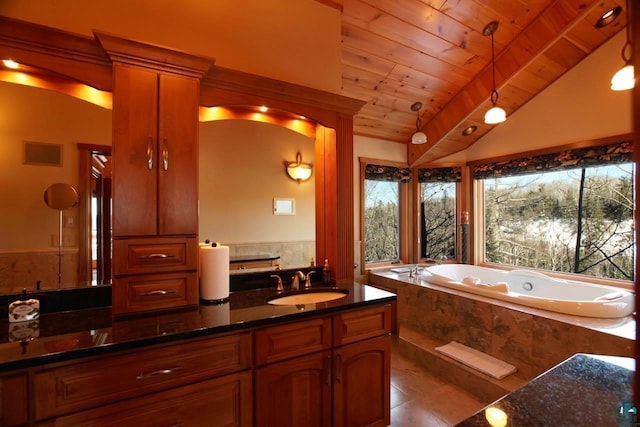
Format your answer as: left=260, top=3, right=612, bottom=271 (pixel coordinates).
left=291, top=271, right=306, bottom=291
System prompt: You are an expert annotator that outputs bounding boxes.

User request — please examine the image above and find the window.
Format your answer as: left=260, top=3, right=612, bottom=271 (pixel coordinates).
left=362, top=163, right=410, bottom=264
left=474, top=140, right=634, bottom=281
left=418, top=167, right=461, bottom=261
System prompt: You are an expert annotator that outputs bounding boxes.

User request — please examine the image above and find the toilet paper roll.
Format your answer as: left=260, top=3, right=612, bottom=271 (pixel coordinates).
left=199, top=244, right=230, bottom=303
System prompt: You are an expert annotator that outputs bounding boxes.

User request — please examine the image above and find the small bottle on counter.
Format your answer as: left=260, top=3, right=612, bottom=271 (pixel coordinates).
left=322, top=259, right=331, bottom=284
left=9, top=288, right=40, bottom=323
left=310, top=257, right=315, bottom=267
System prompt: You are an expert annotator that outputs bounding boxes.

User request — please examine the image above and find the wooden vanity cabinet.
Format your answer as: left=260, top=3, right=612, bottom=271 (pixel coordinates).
left=111, top=62, right=200, bottom=316
left=254, top=304, right=392, bottom=427
left=33, top=332, right=252, bottom=425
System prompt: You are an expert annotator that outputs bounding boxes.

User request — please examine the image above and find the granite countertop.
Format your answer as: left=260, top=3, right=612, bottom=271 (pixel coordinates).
left=0, top=283, right=395, bottom=373
left=457, top=353, right=635, bottom=427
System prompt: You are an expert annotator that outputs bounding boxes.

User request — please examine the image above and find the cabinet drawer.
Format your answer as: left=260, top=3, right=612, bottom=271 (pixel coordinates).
left=333, top=304, right=391, bottom=346
left=255, top=317, right=332, bottom=365
left=112, top=271, right=198, bottom=315
left=40, top=371, right=252, bottom=427
left=113, top=237, right=197, bottom=275
left=34, top=332, right=252, bottom=420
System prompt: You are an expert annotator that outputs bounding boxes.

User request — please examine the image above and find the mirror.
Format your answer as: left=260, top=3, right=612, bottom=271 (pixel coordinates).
left=0, top=77, right=317, bottom=294
left=198, top=118, right=316, bottom=271
left=0, top=79, right=112, bottom=293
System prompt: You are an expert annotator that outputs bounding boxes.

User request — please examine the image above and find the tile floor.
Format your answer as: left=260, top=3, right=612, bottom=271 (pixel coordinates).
left=390, top=339, right=489, bottom=426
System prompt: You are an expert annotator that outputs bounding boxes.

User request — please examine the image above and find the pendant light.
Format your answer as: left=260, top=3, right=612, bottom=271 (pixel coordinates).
left=611, top=0, right=634, bottom=91
left=410, top=102, right=427, bottom=144
left=483, top=21, right=506, bottom=124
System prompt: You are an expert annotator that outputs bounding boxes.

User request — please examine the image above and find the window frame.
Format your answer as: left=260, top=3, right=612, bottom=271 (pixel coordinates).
left=414, top=164, right=466, bottom=264
left=469, top=134, right=635, bottom=290
left=359, top=158, right=411, bottom=272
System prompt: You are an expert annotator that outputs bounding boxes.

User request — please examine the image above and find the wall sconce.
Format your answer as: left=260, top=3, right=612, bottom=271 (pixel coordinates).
left=285, top=152, right=313, bottom=183
left=483, top=21, right=506, bottom=125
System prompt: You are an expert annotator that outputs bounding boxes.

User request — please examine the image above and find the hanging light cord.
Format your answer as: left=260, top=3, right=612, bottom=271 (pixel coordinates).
left=415, top=109, right=422, bottom=132
left=490, top=30, right=499, bottom=106
left=621, top=0, right=633, bottom=65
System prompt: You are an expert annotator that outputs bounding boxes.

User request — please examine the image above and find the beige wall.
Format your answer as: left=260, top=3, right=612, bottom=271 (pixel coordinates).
left=0, top=0, right=342, bottom=93
left=199, top=119, right=315, bottom=245
left=0, top=81, right=111, bottom=252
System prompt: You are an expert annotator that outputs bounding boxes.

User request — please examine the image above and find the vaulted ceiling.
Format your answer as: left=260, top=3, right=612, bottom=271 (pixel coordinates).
left=336, top=0, right=627, bottom=165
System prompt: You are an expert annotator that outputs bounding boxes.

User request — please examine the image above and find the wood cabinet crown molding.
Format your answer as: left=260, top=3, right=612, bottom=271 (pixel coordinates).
left=94, top=31, right=214, bottom=78
left=0, top=16, right=112, bottom=90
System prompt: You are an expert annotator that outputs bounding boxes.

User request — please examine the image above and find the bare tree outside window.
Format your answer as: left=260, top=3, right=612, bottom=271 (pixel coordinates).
left=483, top=163, right=635, bottom=280
left=420, top=182, right=456, bottom=260
left=364, top=179, right=400, bottom=263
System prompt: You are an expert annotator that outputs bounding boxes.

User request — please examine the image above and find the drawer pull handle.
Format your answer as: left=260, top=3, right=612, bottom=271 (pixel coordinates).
left=136, top=366, right=184, bottom=380
left=139, top=253, right=175, bottom=259
left=140, top=289, right=177, bottom=297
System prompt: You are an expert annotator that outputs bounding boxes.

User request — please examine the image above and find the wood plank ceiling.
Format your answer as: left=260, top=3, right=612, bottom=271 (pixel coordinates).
left=337, top=0, right=627, bottom=165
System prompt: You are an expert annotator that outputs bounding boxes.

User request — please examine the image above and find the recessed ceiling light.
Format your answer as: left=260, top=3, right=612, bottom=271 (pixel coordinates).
left=2, top=59, right=19, bottom=69
left=462, top=125, right=477, bottom=136
left=259, top=106, right=268, bottom=112
left=595, top=6, right=622, bottom=28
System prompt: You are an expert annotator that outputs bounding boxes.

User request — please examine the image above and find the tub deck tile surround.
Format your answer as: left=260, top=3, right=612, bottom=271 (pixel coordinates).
left=369, top=269, right=634, bottom=386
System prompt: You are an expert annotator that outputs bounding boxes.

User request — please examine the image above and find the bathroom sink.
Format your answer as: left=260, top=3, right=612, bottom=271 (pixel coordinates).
left=266, top=288, right=349, bottom=305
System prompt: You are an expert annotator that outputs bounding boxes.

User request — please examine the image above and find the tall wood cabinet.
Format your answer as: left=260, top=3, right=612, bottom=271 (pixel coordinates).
left=96, top=33, right=212, bottom=316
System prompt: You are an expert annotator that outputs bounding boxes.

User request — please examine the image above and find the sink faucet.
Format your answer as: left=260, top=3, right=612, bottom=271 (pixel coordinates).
left=270, top=274, right=284, bottom=292
left=291, top=271, right=306, bottom=291
left=305, top=271, right=316, bottom=288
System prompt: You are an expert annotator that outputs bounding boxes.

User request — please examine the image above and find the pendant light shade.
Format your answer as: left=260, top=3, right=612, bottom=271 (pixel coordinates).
left=483, top=21, right=506, bottom=125
left=410, top=102, right=427, bottom=144
left=610, top=0, right=634, bottom=91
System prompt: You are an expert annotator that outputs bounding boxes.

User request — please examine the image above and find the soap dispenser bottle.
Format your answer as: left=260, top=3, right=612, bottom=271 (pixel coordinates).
left=322, top=259, right=331, bottom=284
left=8, top=288, right=40, bottom=323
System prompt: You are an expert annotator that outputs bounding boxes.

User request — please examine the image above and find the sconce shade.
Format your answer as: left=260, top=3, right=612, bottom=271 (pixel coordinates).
left=286, top=152, right=313, bottom=182
left=611, top=64, right=635, bottom=91
left=484, top=105, right=506, bottom=124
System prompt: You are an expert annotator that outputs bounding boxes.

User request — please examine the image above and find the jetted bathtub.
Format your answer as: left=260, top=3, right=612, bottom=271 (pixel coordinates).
left=423, top=264, right=634, bottom=319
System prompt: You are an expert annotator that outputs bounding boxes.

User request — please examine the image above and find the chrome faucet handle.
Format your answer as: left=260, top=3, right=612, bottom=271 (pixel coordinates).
left=305, top=271, right=316, bottom=288
left=270, top=275, right=283, bottom=292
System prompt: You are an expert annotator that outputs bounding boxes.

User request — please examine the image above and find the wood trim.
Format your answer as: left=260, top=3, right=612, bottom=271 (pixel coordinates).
left=336, top=114, right=354, bottom=283
left=631, top=0, right=640, bottom=402
left=0, top=16, right=112, bottom=90
left=201, top=66, right=366, bottom=119
left=313, top=0, right=344, bottom=13
left=94, top=31, right=214, bottom=78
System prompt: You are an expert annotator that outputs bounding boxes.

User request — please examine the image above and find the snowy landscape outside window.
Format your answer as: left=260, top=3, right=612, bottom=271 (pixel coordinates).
left=476, top=141, right=634, bottom=281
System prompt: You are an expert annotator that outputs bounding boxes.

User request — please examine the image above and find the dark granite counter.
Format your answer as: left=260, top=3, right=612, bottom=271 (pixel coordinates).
left=457, top=353, right=634, bottom=427
left=0, top=283, right=395, bottom=373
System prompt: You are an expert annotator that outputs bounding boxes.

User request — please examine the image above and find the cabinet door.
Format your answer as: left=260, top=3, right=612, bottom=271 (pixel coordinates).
left=333, top=335, right=390, bottom=427
left=255, top=351, right=332, bottom=427
left=0, top=373, right=27, bottom=426
left=112, top=63, right=158, bottom=237
left=157, top=73, right=199, bottom=236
